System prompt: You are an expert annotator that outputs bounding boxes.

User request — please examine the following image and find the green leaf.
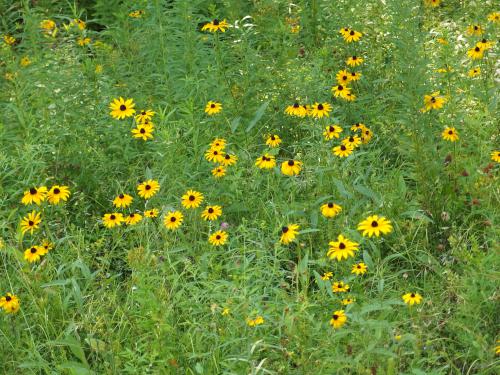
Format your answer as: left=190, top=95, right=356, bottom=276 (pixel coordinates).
left=246, top=101, right=269, bottom=132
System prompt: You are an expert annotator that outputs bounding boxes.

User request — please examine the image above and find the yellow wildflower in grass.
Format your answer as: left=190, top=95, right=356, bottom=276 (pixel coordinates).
left=102, top=213, right=124, bottom=228
left=321, top=271, right=333, bottom=281
left=113, top=193, right=133, bottom=208
left=222, top=307, right=230, bottom=316
left=323, top=125, right=343, bottom=140
left=255, top=154, right=276, bottom=169
left=423, top=92, right=446, bottom=112
left=332, top=281, right=350, bottom=293
left=20, top=56, right=31, bottom=67
left=131, top=123, right=154, bottom=140
left=210, top=138, right=226, bottom=150
left=285, top=102, right=308, bottom=117
left=424, top=0, right=441, bottom=7
left=357, top=215, right=393, bottom=237
left=135, top=109, right=155, bottom=123
left=309, top=102, right=332, bottom=118
left=351, top=262, right=368, bottom=275
left=487, top=12, right=500, bottom=23
left=351, top=123, right=367, bottom=132
left=436, top=37, right=448, bottom=45
left=466, top=25, right=483, bottom=36
left=341, top=297, right=355, bottom=306
left=40, top=19, right=56, bottom=32
left=280, top=224, right=299, bottom=244
left=181, top=190, right=204, bottom=209
left=77, top=37, right=91, bottom=46
left=124, top=213, right=142, bottom=226
left=201, top=205, right=223, bottom=221
left=205, top=148, right=225, bottom=163
left=0, top=293, right=20, bottom=314
left=332, top=144, right=354, bottom=158
left=343, top=29, right=362, bottom=43
left=361, top=128, right=373, bottom=143
left=21, top=211, right=41, bottom=235
left=24, top=245, right=48, bottom=263
left=246, top=316, right=264, bottom=327
left=71, top=19, right=86, bottom=30
left=336, top=69, right=352, bottom=85
left=211, top=166, right=227, bottom=178
left=468, top=67, right=480, bottom=77
left=402, top=292, right=423, bottom=306
left=3, top=35, right=16, bottom=45
left=281, top=160, right=302, bottom=176
left=209, top=230, right=228, bottom=246
left=41, top=240, right=54, bottom=252
left=342, top=135, right=362, bottom=149
left=320, top=203, right=342, bottom=218
left=201, top=19, right=229, bottom=33
left=467, top=45, right=484, bottom=60
left=137, top=180, right=160, bottom=199
left=491, top=151, right=500, bottom=163
left=346, top=55, right=363, bottom=67
left=47, top=185, right=70, bottom=204
left=144, top=208, right=159, bottom=218
left=164, top=211, right=184, bottom=230
left=327, top=234, right=359, bottom=261
left=21, top=186, right=47, bottom=205
left=266, top=134, right=282, bottom=148
left=221, top=153, right=238, bottom=167
left=331, top=84, right=351, bottom=99
left=329, top=310, right=347, bottom=329
left=205, top=101, right=222, bottom=115
left=129, top=10, right=145, bottom=18
left=442, top=127, right=459, bottom=142
left=109, top=97, right=136, bottom=119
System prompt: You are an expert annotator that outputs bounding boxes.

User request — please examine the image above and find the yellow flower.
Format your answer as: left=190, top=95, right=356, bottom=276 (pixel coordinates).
left=491, top=151, right=500, bottom=163
left=209, top=230, right=228, bottom=246
left=95, top=64, right=103, bottom=74
left=0, top=293, right=20, bottom=314
left=424, top=0, right=440, bottom=7
left=351, top=123, right=367, bottom=132
left=135, top=109, right=155, bottom=123
left=466, top=24, right=483, bottom=36
left=266, top=134, right=282, bottom=148
left=332, top=144, right=354, bottom=158
left=331, top=84, right=352, bottom=99
left=346, top=55, right=363, bottom=67
left=164, top=211, right=184, bottom=230
left=20, top=56, right=31, bottom=67
left=144, top=208, right=159, bottom=218
left=332, top=281, right=350, bottom=293
left=205, top=148, right=225, bottom=163
left=109, top=97, right=136, bottom=119
left=71, top=19, right=86, bottom=30
left=442, top=127, right=459, bottom=142
left=77, top=37, right=91, bottom=46
left=329, top=310, right=347, bottom=329
left=436, top=37, right=448, bottom=45
left=201, top=205, right=222, bottom=221
left=361, top=128, right=373, bottom=143
left=341, top=135, right=362, bottom=149
left=210, top=138, right=226, bottom=150
left=102, top=213, right=124, bottom=228
left=221, top=153, right=238, bottom=166
left=281, top=159, right=302, bottom=176
left=47, top=185, right=70, bottom=204
left=113, top=193, right=133, bottom=208
left=24, top=245, right=47, bottom=263
left=3, top=35, right=16, bottom=45
left=201, top=19, right=229, bottom=33
left=343, top=29, right=362, bottom=43
left=124, top=213, right=142, bottom=225
left=280, top=224, right=299, bottom=244
left=137, top=180, right=160, bottom=199
left=309, top=102, right=332, bottom=118
left=129, top=10, right=145, bottom=18
left=321, top=271, right=333, bottom=280
left=255, top=154, right=276, bottom=169
left=181, top=190, right=204, bottom=209
left=41, top=240, right=54, bottom=252
left=246, top=316, right=265, bottom=326
left=327, top=234, right=359, bottom=261
left=40, top=19, right=56, bottom=31
left=284, top=103, right=307, bottom=117
left=341, top=297, right=355, bottom=306
left=357, top=215, right=393, bottom=237
left=222, top=307, right=231, bottom=316
left=467, top=45, right=484, bottom=60
left=336, top=69, right=352, bottom=85
left=487, top=12, right=500, bottom=23
left=21, top=186, right=47, bottom=205
left=349, top=71, right=362, bottom=81
left=132, top=123, right=154, bottom=140
left=402, top=292, right=423, bottom=306
left=351, top=262, right=368, bottom=275
left=323, top=125, right=343, bottom=140
left=205, top=101, right=222, bottom=115
left=320, top=203, right=342, bottom=218
left=423, top=92, right=446, bottom=112
left=20, top=211, right=41, bottom=235
left=212, top=166, right=227, bottom=178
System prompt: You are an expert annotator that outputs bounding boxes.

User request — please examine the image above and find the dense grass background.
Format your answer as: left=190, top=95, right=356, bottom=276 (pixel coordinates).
left=1, top=0, right=499, bottom=373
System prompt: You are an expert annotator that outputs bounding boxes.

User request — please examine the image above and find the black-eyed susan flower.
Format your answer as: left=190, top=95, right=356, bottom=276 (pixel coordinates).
left=423, top=92, right=446, bottom=112
left=202, top=205, right=222, bottom=221
left=341, top=297, right=355, bottom=306
left=402, top=292, right=423, bottom=306
left=71, top=18, right=86, bottom=30
left=477, top=39, right=494, bottom=50
left=181, top=190, right=204, bottom=209
left=164, top=211, right=184, bottom=230
left=21, top=211, right=41, bottom=235
left=246, top=316, right=264, bottom=327
left=332, top=281, right=350, bottom=293
left=212, top=166, right=226, bottom=178
left=205, top=148, right=225, bottom=163
left=210, top=138, right=227, bottom=150
left=329, top=310, right=347, bottom=329
left=22, top=186, right=47, bottom=205
left=344, top=92, right=356, bottom=102
left=323, top=125, right=343, bottom=140
left=357, top=215, right=393, bottom=237
left=332, top=84, right=352, bottom=99
left=280, top=224, right=299, bottom=244
left=201, top=19, right=229, bottom=33
left=77, top=37, right=91, bottom=46
left=467, top=45, right=484, bottom=60
left=103, top=213, right=124, bottom=228
left=281, top=159, right=302, bottom=176
left=3, top=35, right=16, bottom=45
left=332, top=144, right=354, bottom=158
left=109, top=97, right=136, bottom=119
left=351, top=262, right=367, bottom=275
left=327, top=234, right=359, bottom=261
left=361, top=128, right=373, bottom=144
left=320, top=203, right=342, bottom=218
left=0, top=293, right=20, bottom=314
left=487, top=12, right=500, bottom=23
left=285, top=102, right=307, bottom=117
left=144, top=208, right=159, bottom=218
left=309, top=102, right=332, bottom=118
left=351, top=123, right=366, bottom=132
left=255, top=154, right=276, bottom=169
left=40, top=19, right=56, bottom=32
left=221, top=153, right=238, bottom=166
left=266, top=134, right=282, bottom=148
left=125, top=213, right=142, bottom=225
left=321, top=271, right=333, bottom=280
left=336, top=70, right=351, bottom=85
left=343, top=29, right=362, bottom=43
left=342, top=135, right=362, bottom=149
left=495, top=340, right=500, bottom=355
left=346, top=55, right=363, bottom=67
left=129, top=10, right=145, bottom=18
left=20, top=56, right=31, bottom=67
left=24, top=245, right=47, bottom=263
left=137, top=180, right=160, bottom=199
left=209, top=230, right=228, bottom=246
left=349, top=71, right=362, bottom=81
left=41, top=239, right=54, bottom=252
left=221, top=307, right=230, bottom=316
left=442, top=127, right=459, bottom=142
left=135, top=109, right=155, bottom=123
left=424, top=0, right=440, bottom=6
left=205, top=101, right=222, bottom=115
left=466, top=24, right=483, bottom=36
left=113, top=193, right=133, bottom=208
left=132, top=123, right=154, bottom=141
left=47, top=185, right=70, bottom=204
left=491, top=151, right=500, bottom=163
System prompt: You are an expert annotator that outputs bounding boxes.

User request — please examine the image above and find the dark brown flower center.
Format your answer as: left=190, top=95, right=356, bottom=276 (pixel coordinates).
left=293, top=102, right=299, bottom=108
left=352, top=56, right=357, bottom=60
left=171, top=217, right=176, bottom=222
left=328, top=203, right=333, bottom=208
left=411, top=293, right=415, bottom=298
left=339, top=243, right=346, bottom=249
left=475, top=46, right=480, bottom=52
left=211, top=103, right=215, bottom=108
left=208, top=208, right=214, bottom=213
left=288, top=160, right=294, bottom=166
left=53, top=188, right=60, bottom=194
left=338, top=85, right=344, bottom=90
left=371, top=221, right=378, bottom=227
left=119, top=194, right=124, bottom=199
left=213, top=19, right=219, bottom=25
left=145, top=185, right=151, bottom=190
left=317, top=104, right=324, bottom=110
left=342, top=76, right=347, bottom=80
left=349, top=30, right=355, bottom=35
left=140, top=128, right=146, bottom=134
left=31, top=247, right=37, bottom=253
left=332, top=314, right=339, bottom=320
left=448, top=130, right=453, bottom=135
left=189, top=195, right=195, bottom=201
left=28, top=221, right=34, bottom=226
left=120, top=104, right=126, bottom=111
left=30, top=188, right=37, bottom=195
left=216, top=235, right=221, bottom=240
left=282, top=226, right=289, bottom=233
left=110, top=215, right=116, bottom=220
left=340, top=145, right=346, bottom=151
left=5, top=296, right=11, bottom=301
